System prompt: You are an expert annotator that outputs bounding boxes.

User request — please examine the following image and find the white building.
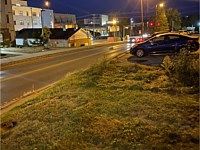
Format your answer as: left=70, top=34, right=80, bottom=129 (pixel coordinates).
left=11, top=0, right=54, bottom=31
left=41, top=9, right=54, bottom=28
left=82, top=14, right=109, bottom=36
left=12, top=5, right=42, bottom=31
left=54, top=13, right=76, bottom=29
left=84, top=14, right=108, bottom=26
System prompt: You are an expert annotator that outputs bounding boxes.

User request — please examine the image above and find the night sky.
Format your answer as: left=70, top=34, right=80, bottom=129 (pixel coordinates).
left=28, top=0, right=199, bottom=18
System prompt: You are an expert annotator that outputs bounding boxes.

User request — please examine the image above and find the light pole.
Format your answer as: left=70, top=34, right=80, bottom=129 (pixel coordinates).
left=44, top=1, right=50, bottom=9
left=156, top=3, right=164, bottom=17
left=41, top=1, right=50, bottom=46
left=112, top=18, right=117, bottom=39
left=140, top=0, right=144, bottom=35
left=92, top=14, right=95, bottom=39
left=155, top=3, right=164, bottom=31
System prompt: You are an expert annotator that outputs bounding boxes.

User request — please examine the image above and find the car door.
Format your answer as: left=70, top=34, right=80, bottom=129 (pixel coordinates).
left=167, top=35, right=181, bottom=52
left=147, top=35, right=168, bottom=53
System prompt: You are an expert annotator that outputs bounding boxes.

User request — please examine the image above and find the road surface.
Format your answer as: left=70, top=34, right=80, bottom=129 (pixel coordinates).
left=1, top=43, right=132, bottom=105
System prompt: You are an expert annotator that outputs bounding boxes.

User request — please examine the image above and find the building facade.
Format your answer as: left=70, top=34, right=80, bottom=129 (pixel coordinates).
left=0, top=0, right=15, bottom=45
left=82, top=14, right=109, bottom=36
left=84, top=14, right=108, bottom=26
left=41, top=9, right=54, bottom=28
left=11, top=0, right=28, bottom=6
left=54, top=13, right=76, bottom=29
left=12, top=5, right=42, bottom=31
left=12, top=0, right=54, bottom=31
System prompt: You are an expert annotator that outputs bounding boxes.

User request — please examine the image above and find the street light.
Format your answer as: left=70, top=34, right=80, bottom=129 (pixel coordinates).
left=156, top=2, right=165, bottom=23
left=41, top=1, right=50, bottom=46
left=44, top=1, right=50, bottom=9
left=140, top=0, right=144, bottom=35
left=112, top=19, right=117, bottom=25
left=159, top=3, right=164, bottom=8
left=112, top=18, right=117, bottom=39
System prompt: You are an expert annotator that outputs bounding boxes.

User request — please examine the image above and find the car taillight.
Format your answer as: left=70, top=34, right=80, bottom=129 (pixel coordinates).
left=187, top=40, right=194, bottom=43
left=139, top=38, right=143, bottom=42
left=188, top=39, right=198, bottom=43
left=135, top=38, right=143, bottom=43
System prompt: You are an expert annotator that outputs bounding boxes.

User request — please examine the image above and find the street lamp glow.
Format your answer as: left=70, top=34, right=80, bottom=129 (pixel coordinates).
left=44, top=1, right=50, bottom=8
left=112, top=19, right=117, bottom=25
left=159, top=3, right=164, bottom=7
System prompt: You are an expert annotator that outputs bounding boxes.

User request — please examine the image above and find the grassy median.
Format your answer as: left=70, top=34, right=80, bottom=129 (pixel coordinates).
left=1, top=58, right=199, bottom=150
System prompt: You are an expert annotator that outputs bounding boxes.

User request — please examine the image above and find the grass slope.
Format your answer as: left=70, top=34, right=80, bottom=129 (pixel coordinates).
left=1, top=59, right=199, bottom=150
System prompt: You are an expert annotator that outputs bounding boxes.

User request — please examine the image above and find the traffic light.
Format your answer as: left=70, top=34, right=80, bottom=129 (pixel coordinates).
left=157, top=22, right=161, bottom=26
left=149, top=22, right=154, bottom=27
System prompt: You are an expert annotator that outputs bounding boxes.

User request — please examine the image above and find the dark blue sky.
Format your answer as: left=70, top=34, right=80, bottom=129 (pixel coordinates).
left=28, top=0, right=199, bottom=18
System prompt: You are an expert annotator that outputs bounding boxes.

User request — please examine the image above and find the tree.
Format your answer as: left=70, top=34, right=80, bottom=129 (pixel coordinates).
left=42, top=26, right=52, bottom=45
left=119, top=17, right=130, bottom=38
left=154, top=6, right=169, bottom=32
left=166, top=8, right=181, bottom=31
left=32, top=30, right=42, bottom=44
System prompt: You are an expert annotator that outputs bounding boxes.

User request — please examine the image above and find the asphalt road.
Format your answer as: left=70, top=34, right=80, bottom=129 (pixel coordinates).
left=1, top=43, right=131, bottom=105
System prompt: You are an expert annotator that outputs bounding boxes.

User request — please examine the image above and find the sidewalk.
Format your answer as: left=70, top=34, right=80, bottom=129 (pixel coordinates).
left=0, top=40, right=125, bottom=67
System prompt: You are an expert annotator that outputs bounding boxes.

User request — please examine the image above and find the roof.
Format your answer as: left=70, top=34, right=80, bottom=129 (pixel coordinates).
left=147, top=32, right=198, bottom=41
left=16, top=28, right=81, bottom=40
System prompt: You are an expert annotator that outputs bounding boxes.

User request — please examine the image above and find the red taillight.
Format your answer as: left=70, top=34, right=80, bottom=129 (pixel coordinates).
left=187, top=40, right=194, bottom=43
left=135, top=38, right=143, bottom=43
left=188, top=39, right=198, bottom=43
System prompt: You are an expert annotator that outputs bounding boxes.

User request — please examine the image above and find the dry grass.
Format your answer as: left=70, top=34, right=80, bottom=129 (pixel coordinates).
left=1, top=60, right=199, bottom=150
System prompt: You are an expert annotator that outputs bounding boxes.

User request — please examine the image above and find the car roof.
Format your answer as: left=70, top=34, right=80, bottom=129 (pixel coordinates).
left=154, top=32, right=193, bottom=38
left=144, top=32, right=195, bottom=42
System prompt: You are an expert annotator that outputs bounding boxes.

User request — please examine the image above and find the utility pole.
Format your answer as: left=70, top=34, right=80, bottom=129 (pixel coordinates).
left=172, top=20, right=174, bottom=32
left=93, top=14, right=95, bottom=39
left=141, top=0, right=144, bottom=35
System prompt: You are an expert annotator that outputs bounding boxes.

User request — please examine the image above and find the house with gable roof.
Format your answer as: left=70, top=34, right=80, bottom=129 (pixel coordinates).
left=16, top=28, right=92, bottom=47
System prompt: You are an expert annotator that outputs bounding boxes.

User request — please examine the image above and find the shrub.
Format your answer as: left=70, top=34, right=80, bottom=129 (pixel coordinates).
left=162, top=51, right=199, bottom=87
left=161, top=55, right=172, bottom=75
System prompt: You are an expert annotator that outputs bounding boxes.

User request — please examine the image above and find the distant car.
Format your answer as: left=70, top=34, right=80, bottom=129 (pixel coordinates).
left=129, top=36, right=144, bottom=43
left=130, top=33, right=199, bottom=57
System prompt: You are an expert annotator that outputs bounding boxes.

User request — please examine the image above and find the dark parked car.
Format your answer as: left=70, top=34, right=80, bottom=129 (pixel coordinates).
left=130, top=33, right=199, bottom=57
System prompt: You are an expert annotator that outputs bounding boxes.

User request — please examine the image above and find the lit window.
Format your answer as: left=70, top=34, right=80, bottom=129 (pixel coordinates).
left=19, top=11, right=23, bottom=16
left=20, top=20, right=24, bottom=25
left=32, top=12, right=37, bottom=16
left=33, top=21, right=37, bottom=25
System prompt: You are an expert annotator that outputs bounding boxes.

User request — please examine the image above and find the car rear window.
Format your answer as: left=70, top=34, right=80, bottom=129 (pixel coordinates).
left=152, top=36, right=165, bottom=42
left=169, top=35, right=179, bottom=40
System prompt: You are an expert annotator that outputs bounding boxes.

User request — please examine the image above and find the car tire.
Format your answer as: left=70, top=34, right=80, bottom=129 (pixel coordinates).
left=135, top=49, right=145, bottom=57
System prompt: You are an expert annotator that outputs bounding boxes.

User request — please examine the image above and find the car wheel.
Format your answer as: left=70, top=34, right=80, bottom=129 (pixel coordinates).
left=135, top=49, right=145, bottom=57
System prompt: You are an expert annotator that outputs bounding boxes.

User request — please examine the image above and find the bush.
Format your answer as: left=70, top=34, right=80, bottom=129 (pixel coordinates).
left=162, top=51, right=199, bottom=87
left=161, top=55, right=172, bottom=75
